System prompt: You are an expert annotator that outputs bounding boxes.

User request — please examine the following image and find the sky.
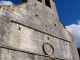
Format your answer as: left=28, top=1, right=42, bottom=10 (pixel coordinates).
left=0, top=0, right=80, bottom=47
left=55, top=0, right=80, bottom=47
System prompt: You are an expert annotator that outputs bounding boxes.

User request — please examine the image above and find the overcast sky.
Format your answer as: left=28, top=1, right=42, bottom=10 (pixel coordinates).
left=0, top=0, right=80, bottom=47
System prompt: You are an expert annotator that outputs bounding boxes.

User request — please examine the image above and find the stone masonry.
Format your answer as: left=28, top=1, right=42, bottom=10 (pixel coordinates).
left=0, top=0, right=79, bottom=60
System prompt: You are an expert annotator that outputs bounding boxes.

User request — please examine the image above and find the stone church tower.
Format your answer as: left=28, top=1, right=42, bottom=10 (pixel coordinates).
left=0, top=0, right=79, bottom=60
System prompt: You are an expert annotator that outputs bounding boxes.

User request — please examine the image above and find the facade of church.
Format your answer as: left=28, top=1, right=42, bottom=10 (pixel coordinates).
left=0, top=0, right=79, bottom=60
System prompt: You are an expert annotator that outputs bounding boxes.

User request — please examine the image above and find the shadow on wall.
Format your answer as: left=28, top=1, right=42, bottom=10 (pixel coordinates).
left=77, top=47, right=80, bottom=58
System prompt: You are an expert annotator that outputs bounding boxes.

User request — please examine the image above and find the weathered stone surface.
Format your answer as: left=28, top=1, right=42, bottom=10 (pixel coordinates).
left=69, top=34, right=80, bottom=60
left=0, top=0, right=79, bottom=60
left=0, top=22, right=72, bottom=59
left=0, top=1, right=71, bottom=42
left=0, top=48, right=52, bottom=60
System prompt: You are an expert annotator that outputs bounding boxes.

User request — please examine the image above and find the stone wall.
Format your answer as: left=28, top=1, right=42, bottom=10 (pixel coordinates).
left=0, top=0, right=79, bottom=60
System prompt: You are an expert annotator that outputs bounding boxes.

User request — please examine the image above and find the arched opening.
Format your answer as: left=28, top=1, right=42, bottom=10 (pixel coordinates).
left=22, top=0, right=28, bottom=3
left=45, top=0, right=51, bottom=8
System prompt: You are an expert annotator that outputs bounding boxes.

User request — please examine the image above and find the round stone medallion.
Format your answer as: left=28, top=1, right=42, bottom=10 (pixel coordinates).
left=42, top=43, right=54, bottom=55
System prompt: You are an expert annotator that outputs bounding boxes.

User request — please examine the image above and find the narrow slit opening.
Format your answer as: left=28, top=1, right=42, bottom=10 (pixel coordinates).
left=19, top=27, right=21, bottom=30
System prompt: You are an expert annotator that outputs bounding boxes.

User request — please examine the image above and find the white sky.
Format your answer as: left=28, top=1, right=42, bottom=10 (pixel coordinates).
left=66, top=21, right=80, bottom=47
left=0, top=1, right=14, bottom=5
